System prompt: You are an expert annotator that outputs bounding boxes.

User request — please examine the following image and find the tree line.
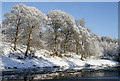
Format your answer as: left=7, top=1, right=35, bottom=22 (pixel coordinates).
left=1, top=4, right=119, bottom=60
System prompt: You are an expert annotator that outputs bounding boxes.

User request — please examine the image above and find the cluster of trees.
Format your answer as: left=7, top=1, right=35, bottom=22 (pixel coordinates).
left=1, top=4, right=119, bottom=60
left=2, top=4, right=47, bottom=57
left=100, top=37, right=119, bottom=60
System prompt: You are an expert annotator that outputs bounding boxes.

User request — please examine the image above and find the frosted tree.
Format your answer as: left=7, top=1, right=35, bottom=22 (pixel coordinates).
left=61, top=27, right=74, bottom=53
left=76, top=26, right=89, bottom=59
left=23, top=5, right=47, bottom=57
left=100, top=36, right=118, bottom=60
left=0, top=21, right=1, bottom=28
left=71, top=27, right=81, bottom=54
left=3, top=4, right=27, bottom=51
left=75, top=20, right=101, bottom=60
left=80, top=18, right=86, bottom=27
left=42, top=25, right=59, bottom=52
left=75, top=18, right=86, bottom=27
left=75, top=18, right=80, bottom=27
left=72, top=25, right=94, bottom=60
left=84, top=36, right=102, bottom=59
left=17, top=26, right=43, bottom=52
left=60, top=15, right=75, bottom=53
left=74, top=19, right=88, bottom=58
left=47, top=10, right=75, bottom=55
left=1, top=25, right=16, bottom=43
left=87, top=27, right=92, bottom=33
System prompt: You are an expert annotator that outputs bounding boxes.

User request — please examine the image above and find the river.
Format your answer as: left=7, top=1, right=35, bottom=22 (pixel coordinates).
left=1, top=65, right=120, bottom=81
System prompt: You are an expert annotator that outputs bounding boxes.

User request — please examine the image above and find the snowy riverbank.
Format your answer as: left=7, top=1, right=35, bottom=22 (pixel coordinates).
left=0, top=41, right=119, bottom=70
left=0, top=50, right=119, bottom=70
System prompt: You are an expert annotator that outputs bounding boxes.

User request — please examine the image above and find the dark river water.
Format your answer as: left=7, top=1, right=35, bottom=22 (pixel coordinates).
left=1, top=66, right=120, bottom=81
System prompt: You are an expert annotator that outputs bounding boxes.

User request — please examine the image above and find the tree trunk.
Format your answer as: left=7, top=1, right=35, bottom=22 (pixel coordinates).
left=118, top=50, right=120, bottom=62
left=55, top=29, right=58, bottom=55
left=81, top=50, right=85, bottom=61
left=64, top=36, right=68, bottom=53
left=76, top=40, right=79, bottom=54
left=25, top=27, right=33, bottom=57
left=14, top=26, right=19, bottom=51
left=14, top=20, right=20, bottom=51
left=64, top=41, right=67, bottom=53
left=63, top=31, right=70, bottom=53
left=79, top=43, right=84, bottom=60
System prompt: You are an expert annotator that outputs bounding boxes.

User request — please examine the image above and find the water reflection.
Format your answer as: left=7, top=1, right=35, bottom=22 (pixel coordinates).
left=1, top=66, right=120, bottom=80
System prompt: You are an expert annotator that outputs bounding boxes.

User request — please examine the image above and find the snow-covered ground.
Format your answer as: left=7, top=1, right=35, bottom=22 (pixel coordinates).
left=0, top=41, right=119, bottom=70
